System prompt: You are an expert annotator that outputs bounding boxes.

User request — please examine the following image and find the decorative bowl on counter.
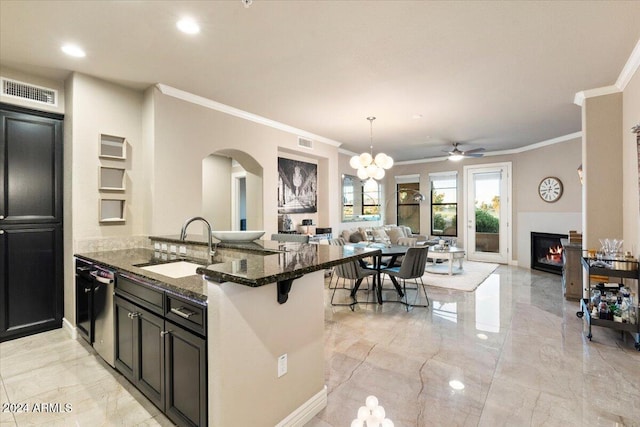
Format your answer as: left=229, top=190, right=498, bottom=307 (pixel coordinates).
left=211, top=230, right=265, bottom=242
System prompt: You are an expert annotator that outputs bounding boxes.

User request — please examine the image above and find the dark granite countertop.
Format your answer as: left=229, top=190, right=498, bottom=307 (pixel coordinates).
left=76, top=242, right=380, bottom=303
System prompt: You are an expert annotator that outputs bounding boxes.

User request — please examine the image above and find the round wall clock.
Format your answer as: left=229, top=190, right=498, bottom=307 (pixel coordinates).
left=538, top=176, right=563, bottom=203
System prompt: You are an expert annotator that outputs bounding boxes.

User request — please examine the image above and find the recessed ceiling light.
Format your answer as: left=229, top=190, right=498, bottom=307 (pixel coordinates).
left=177, top=18, right=200, bottom=34
left=476, top=333, right=488, bottom=340
left=61, top=44, right=86, bottom=58
left=449, top=380, right=465, bottom=390
left=412, top=114, right=423, bottom=119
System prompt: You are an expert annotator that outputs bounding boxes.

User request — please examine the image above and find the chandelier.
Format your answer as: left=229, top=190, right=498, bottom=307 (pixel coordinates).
left=349, top=117, right=394, bottom=180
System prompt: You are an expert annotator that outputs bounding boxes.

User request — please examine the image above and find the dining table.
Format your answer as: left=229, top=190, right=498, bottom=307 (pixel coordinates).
left=349, top=243, right=410, bottom=304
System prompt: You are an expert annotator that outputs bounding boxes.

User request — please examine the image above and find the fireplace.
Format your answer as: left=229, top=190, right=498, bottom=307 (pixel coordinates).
left=531, top=232, right=568, bottom=275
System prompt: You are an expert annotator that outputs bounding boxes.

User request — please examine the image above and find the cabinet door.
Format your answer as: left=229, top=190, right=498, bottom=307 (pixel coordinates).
left=114, top=296, right=136, bottom=382
left=0, top=225, right=63, bottom=342
left=0, top=108, right=63, bottom=224
left=165, top=324, right=207, bottom=427
left=136, top=308, right=165, bottom=410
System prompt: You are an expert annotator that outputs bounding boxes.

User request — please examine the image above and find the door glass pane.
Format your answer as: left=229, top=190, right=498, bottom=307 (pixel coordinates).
left=474, top=172, right=501, bottom=253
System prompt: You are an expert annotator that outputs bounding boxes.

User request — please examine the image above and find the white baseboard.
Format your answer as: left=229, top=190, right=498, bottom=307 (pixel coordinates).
left=62, top=317, right=77, bottom=339
left=509, top=259, right=519, bottom=266
left=275, top=386, right=327, bottom=427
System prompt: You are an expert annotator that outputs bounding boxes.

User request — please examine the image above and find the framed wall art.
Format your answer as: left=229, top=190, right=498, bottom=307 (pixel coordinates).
left=277, top=157, right=317, bottom=214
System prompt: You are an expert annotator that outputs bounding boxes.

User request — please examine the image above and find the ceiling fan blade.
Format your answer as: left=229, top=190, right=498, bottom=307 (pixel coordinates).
left=464, top=152, right=484, bottom=158
left=462, top=147, right=485, bottom=155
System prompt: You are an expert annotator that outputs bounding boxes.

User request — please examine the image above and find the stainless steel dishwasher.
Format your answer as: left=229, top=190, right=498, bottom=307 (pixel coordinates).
left=93, top=265, right=115, bottom=367
left=75, top=258, right=115, bottom=367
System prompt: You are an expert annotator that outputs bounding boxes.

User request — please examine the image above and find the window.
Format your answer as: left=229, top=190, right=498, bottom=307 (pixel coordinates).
left=361, top=179, right=380, bottom=216
left=342, top=175, right=354, bottom=219
left=396, top=182, right=420, bottom=234
left=430, top=172, right=457, bottom=236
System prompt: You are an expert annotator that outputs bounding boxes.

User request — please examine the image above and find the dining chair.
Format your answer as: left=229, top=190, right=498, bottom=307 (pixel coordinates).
left=330, top=259, right=376, bottom=310
left=327, top=238, right=347, bottom=289
left=270, top=233, right=310, bottom=243
left=380, top=246, right=430, bottom=310
left=387, top=236, right=418, bottom=267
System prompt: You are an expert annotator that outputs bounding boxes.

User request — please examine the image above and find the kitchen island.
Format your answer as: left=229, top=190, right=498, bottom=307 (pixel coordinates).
left=76, top=239, right=379, bottom=427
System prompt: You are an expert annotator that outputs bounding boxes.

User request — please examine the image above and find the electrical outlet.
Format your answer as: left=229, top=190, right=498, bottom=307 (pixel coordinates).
left=277, top=354, right=287, bottom=378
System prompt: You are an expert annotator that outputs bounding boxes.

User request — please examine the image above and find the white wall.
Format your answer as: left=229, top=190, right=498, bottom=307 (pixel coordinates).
left=582, top=93, right=624, bottom=251
left=622, top=68, right=640, bottom=256
left=203, top=154, right=232, bottom=231
left=150, top=87, right=340, bottom=237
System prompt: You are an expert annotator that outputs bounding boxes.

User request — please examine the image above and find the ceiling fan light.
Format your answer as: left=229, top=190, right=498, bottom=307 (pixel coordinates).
left=350, top=155, right=362, bottom=169
left=357, top=168, right=369, bottom=180
left=359, top=152, right=373, bottom=166
left=449, top=154, right=463, bottom=161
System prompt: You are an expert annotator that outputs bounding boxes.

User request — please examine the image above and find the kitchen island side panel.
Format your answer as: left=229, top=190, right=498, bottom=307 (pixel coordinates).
left=206, top=270, right=325, bottom=426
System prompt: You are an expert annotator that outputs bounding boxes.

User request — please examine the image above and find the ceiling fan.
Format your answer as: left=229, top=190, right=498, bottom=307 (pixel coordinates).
left=444, top=142, right=485, bottom=161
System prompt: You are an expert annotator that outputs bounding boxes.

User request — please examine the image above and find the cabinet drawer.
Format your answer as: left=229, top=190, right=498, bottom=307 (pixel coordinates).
left=116, top=274, right=164, bottom=315
left=165, top=294, right=206, bottom=336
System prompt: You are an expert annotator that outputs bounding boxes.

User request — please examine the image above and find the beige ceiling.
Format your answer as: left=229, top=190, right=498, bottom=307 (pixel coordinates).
left=1, top=0, right=639, bottom=161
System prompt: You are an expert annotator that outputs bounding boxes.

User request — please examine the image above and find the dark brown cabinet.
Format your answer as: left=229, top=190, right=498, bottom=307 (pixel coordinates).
left=115, top=295, right=165, bottom=410
left=115, top=274, right=207, bottom=427
left=0, top=105, right=63, bottom=342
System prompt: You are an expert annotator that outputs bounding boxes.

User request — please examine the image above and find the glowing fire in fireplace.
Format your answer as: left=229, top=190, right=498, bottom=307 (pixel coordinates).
left=546, top=245, right=563, bottom=263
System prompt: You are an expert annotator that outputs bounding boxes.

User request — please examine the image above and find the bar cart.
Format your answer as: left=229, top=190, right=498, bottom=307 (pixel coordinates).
left=577, top=256, right=640, bottom=350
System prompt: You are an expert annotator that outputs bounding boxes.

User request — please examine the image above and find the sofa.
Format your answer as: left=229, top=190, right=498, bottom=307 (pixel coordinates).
left=340, top=225, right=428, bottom=245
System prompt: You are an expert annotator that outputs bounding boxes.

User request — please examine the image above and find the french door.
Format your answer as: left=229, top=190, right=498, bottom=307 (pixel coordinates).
left=464, top=163, right=511, bottom=264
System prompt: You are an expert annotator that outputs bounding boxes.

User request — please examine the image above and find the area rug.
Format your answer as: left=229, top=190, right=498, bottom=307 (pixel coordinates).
left=381, top=261, right=499, bottom=292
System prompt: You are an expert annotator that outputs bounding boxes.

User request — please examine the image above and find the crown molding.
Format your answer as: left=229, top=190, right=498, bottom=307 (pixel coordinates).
left=574, top=38, right=640, bottom=106
left=573, top=85, right=620, bottom=107
left=616, top=38, right=640, bottom=91
left=156, top=83, right=342, bottom=148
left=394, top=132, right=582, bottom=166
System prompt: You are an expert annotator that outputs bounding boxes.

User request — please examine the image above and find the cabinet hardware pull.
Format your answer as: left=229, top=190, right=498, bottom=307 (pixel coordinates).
left=171, top=307, right=196, bottom=319
left=84, top=287, right=91, bottom=293
left=128, top=312, right=141, bottom=319
left=160, top=330, right=172, bottom=337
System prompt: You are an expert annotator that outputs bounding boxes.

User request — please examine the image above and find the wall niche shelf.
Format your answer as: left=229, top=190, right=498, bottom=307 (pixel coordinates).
left=99, top=134, right=126, bottom=160
left=99, top=166, right=126, bottom=191
left=99, top=199, right=126, bottom=223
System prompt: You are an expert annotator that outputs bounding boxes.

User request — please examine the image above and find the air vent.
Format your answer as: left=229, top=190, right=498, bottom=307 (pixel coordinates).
left=298, top=137, right=313, bottom=149
left=1, top=77, right=57, bottom=106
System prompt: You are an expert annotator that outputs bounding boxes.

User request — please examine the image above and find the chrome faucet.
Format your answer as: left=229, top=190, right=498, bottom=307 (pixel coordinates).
left=180, top=216, right=214, bottom=262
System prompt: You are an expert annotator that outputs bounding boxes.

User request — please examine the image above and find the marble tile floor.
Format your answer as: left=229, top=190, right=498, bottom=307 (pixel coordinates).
left=310, top=265, right=640, bottom=427
left=0, top=265, right=638, bottom=426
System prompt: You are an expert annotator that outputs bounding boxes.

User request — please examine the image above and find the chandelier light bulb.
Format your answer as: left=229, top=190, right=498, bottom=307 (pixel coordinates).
left=357, top=168, right=369, bottom=180
left=382, top=156, right=393, bottom=169
left=350, top=155, right=362, bottom=169
left=374, top=153, right=387, bottom=167
left=359, top=152, right=373, bottom=166
left=365, top=395, right=379, bottom=410
left=366, top=165, right=378, bottom=178
left=373, top=167, right=385, bottom=180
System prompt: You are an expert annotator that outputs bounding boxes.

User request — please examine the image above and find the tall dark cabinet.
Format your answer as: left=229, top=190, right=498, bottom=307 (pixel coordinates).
left=0, top=104, right=64, bottom=342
